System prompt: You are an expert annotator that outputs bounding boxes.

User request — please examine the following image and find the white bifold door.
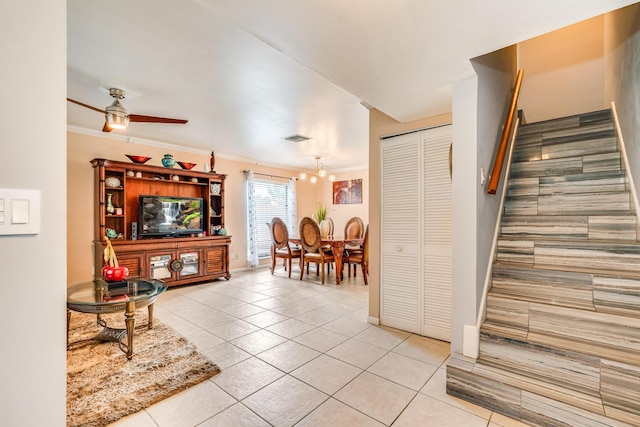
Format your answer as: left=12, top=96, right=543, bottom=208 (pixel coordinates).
left=380, top=125, right=452, bottom=341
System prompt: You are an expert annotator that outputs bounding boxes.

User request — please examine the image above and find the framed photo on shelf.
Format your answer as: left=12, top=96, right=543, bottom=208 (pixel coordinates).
left=333, top=179, right=362, bottom=205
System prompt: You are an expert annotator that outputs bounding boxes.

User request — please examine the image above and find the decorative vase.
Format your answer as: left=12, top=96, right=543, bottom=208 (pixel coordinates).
left=210, top=151, right=216, bottom=172
left=106, top=193, right=115, bottom=214
left=319, top=220, right=330, bottom=238
left=162, top=154, right=175, bottom=168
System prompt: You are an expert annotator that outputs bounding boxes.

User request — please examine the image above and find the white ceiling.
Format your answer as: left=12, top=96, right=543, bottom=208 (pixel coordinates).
left=67, top=0, right=636, bottom=172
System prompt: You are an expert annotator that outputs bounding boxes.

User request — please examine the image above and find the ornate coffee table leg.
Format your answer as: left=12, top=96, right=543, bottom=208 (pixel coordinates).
left=148, top=303, right=155, bottom=329
left=125, top=301, right=135, bottom=360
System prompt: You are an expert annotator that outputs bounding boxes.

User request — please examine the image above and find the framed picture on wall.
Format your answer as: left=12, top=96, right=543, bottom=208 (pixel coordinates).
left=333, top=179, right=362, bottom=204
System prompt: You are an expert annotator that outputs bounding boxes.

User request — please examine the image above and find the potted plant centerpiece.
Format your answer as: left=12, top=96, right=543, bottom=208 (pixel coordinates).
left=314, top=203, right=331, bottom=238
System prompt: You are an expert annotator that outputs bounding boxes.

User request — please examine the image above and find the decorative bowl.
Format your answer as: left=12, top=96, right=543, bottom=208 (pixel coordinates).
left=125, top=154, right=151, bottom=164
left=177, top=161, right=197, bottom=170
left=105, top=176, right=121, bottom=188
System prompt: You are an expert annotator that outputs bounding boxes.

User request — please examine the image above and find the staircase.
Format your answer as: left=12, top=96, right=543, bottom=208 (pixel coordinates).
left=447, top=109, right=640, bottom=427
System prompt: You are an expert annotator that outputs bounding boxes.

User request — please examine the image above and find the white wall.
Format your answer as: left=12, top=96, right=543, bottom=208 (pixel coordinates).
left=450, top=46, right=516, bottom=354
left=451, top=77, right=480, bottom=353
left=605, top=4, right=640, bottom=202
left=0, top=1, right=67, bottom=425
left=519, top=16, right=606, bottom=122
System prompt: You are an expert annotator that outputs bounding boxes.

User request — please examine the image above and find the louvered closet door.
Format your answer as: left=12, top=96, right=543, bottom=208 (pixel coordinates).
left=380, top=125, right=452, bottom=340
left=381, top=132, right=422, bottom=333
left=422, top=126, right=452, bottom=341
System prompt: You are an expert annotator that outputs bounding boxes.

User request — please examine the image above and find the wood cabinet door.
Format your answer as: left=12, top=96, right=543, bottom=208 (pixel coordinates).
left=204, top=246, right=228, bottom=276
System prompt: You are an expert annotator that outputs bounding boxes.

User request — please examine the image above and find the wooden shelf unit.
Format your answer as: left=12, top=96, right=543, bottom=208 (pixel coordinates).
left=91, top=158, right=230, bottom=286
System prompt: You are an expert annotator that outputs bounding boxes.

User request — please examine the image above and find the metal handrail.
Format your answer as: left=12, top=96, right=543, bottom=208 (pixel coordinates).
left=487, top=69, right=524, bottom=195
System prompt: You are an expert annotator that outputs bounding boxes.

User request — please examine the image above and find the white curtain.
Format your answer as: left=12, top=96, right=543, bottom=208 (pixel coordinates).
left=247, top=171, right=259, bottom=268
left=287, top=177, right=297, bottom=237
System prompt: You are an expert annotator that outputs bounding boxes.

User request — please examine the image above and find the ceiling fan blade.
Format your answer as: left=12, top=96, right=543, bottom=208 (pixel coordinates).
left=129, top=114, right=188, bottom=124
left=102, top=122, right=112, bottom=132
left=67, top=98, right=106, bottom=114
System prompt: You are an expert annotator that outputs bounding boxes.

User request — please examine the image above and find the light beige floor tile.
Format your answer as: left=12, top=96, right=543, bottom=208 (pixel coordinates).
left=318, top=302, right=362, bottom=316
left=392, top=335, right=450, bottom=366
left=242, top=375, right=328, bottom=427
left=327, top=337, right=388, bottom=369
left=323, top=317, right=371, bottom=337
left=242, top=310, right=289, bottom=328
left=367, top=351, right=438, bottom=391
left=108, top=410, right=156, bottom=426
left=183, top=330, right=226, bottom=351
left=165, top=319, right=206, bottom=337
left=291, top=354, right=362, bottom=395
left=345, top=307, right=371, bottom=322
left=217, top=303, right=266, bottom=318
left=199, top=342, right=251, bottom=370
left=353, top=325, right=411, bottom=350
left=334, top=372, right=416, bottom=425
left=185, top=310, right=238, bottom=330
left=490, top=412, right=534, bottom=427
left=146, top=380, right=236, bottom=427
left=230, top=329, right=288, bottom=354
left=199, top=403, right=270, bottom=426
left=209, top=319, right=260, bottom=341
left=212, top=357, right=284, bottom=400
left=265, top=318, right=316, bottom=339
left=296, top=398, right=385, bottom=427
left=420, top=367, right=492, bottom=419
left=294, top=307, right=344, bottom=326
left=271, top=303, right=316, bottom=317
left=393, top=393, right=488, bottom=427
left=293, top=327, right=349, bottom=352
left=252, top=297, right=285, bottom=309
left=257, top=340, right=321, bottom=373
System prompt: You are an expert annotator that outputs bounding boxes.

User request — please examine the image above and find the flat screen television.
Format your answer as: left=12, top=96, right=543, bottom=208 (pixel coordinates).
left=138, top=195, right=204, bottom=237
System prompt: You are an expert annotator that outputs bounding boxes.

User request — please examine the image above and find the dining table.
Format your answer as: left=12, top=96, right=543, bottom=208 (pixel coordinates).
left=289, top=235, right=364, bottom=285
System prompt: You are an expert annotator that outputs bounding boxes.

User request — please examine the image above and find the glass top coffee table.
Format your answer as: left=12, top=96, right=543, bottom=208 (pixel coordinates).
left=67, top=278, right=167, bottom=360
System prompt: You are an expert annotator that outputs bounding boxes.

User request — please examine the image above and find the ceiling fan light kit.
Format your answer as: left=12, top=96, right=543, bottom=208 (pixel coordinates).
left=105, top=88, right=130, bottom=129
left=67, top=87, right=188, bottom=133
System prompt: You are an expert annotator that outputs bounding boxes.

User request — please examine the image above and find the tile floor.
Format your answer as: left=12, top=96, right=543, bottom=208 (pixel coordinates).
left=110, top=266, right=531, bottom=427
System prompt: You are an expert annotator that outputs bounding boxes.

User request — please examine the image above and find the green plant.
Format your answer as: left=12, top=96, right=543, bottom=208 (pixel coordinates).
left=314, top=203, right=329, bottom=222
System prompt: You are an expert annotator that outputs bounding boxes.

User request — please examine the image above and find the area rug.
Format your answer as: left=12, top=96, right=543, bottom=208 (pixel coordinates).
left=67, top=311, right=220, bottom=427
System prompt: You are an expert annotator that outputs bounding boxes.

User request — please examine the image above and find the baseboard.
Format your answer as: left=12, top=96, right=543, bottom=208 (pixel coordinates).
left=367, top=316, right=380, bottom=325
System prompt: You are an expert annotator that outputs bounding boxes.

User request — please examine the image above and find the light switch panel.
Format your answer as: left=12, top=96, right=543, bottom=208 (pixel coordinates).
left=0, top=189, right=40, bottom=235
left=11, top=199, right=30, bottom=224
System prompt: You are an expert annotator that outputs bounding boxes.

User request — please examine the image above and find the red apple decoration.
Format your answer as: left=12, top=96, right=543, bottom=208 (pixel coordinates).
left=102, top=236, right=129, bottom=282
left=102, top=265, right=129, bottom=282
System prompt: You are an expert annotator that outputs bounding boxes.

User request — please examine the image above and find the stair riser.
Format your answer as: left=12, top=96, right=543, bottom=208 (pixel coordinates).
left=497, top=240, right=640, bottom=273
left=501, top=215, right=637, bottom=240
left=505, top=192, right=631, bottom=216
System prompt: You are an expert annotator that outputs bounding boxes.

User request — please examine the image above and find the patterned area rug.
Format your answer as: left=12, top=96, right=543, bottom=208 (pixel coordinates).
left=67, top=310, right=220, bottom=427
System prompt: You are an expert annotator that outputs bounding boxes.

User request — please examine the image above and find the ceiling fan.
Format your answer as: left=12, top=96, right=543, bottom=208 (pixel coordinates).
left=67, top=88, right=188, bottom=132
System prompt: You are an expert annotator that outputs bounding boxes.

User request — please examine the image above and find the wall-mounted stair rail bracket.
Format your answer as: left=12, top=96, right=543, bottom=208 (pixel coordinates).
left=611, top=101, right=640, bottom=240
left=487, top=69, right=524, bottom=195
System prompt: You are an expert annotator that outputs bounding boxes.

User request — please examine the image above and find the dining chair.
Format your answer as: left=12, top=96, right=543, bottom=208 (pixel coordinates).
left=299, top=216, right=335, bottom=285
left=345, top=224, right=369, bottom=285
left=344, top=216, right=365, bottom=277
left=269, top=217, right=301, bottom=278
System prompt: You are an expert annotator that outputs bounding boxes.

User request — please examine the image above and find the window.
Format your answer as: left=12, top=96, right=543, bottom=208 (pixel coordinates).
left=250, top=180, right=291, bottom=258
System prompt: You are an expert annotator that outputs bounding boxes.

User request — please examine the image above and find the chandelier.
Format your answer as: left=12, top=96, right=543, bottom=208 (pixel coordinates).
left=299, top=156, right=335, bottom=183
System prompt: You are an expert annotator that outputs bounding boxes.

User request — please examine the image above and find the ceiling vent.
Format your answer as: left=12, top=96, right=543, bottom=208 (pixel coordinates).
left=283, top=134, right=311, bottom=143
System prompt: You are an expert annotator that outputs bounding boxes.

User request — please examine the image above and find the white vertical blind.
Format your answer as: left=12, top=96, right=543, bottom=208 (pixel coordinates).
left=250, top=180, right=290, bottom=257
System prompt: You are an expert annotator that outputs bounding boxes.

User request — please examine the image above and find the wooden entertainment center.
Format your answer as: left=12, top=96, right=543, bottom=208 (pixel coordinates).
left=91, top=158, right=231, bottom=287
